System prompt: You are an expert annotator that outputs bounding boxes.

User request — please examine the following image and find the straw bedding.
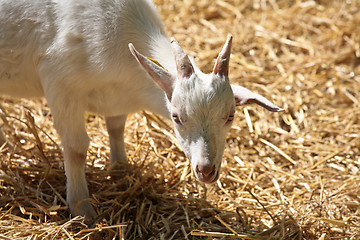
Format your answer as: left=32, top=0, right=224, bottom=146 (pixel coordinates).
left=0, top=0, right=359, bottom=239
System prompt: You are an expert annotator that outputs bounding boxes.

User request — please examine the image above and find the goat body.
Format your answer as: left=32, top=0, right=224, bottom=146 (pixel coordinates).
left=0, top=0, right=283, bottom=221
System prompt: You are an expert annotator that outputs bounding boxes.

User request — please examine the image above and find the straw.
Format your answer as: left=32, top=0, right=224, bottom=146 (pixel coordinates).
left=1, top=0, right=359, bottom=239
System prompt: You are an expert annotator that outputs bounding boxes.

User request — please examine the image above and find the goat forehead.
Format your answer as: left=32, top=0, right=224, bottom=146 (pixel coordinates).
left=172, top=74, right=234, bottom=117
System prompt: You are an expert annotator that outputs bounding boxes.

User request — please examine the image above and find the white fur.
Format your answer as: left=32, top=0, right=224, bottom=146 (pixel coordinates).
left=0, top=0, right=283, bottom=221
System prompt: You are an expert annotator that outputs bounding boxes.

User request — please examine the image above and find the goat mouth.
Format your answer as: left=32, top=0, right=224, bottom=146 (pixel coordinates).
left=196, top=169, right=219, bottom=183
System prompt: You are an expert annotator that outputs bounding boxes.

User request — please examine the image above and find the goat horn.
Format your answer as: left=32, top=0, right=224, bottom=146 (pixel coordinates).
left=170, top=38, right=194, bottom=79
left=213, top=34, right=232, bottom=76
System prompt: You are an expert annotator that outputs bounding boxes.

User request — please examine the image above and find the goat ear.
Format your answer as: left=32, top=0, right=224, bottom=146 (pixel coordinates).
left=170, top=38, right=194, bottom=79
left=129, top=43, right=175, bottom=99
left=213, top=34, right=232, bottom=76
left=231, top=84, right=285, bottom=112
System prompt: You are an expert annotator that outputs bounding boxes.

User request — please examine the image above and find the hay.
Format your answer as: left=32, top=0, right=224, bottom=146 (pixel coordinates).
left=1, top=0, right=359, bottom=239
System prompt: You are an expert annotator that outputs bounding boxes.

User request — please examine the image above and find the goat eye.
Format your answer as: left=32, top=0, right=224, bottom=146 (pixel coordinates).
left=227, top=114, right=234, bottom=123
left=172, top=113, right=181, bottom=124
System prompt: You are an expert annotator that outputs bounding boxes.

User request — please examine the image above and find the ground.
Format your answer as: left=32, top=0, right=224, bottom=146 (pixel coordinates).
left=0, top=0, right=359, bottom=239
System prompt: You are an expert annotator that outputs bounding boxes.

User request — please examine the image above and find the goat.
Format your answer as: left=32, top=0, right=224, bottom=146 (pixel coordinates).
left=0, top=0, right=284, bottom=221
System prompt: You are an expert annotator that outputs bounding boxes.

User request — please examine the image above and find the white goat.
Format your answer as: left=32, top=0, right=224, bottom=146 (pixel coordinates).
left=0, top=0, right=284, bottom=221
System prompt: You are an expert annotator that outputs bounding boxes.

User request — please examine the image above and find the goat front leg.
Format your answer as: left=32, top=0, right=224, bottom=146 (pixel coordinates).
left=105, top=115, right=128, bottom=166
left=63, top=145, right=96, bottom=218
left=52, top=107, right=97, bottom=222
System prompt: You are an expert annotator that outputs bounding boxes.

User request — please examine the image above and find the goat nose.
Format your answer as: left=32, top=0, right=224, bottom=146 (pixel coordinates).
left=196, top=164, right=215, bottom=177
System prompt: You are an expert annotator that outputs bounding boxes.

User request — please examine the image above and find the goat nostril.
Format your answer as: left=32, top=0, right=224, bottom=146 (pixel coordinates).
left=196, top=164, right=215, bottom=177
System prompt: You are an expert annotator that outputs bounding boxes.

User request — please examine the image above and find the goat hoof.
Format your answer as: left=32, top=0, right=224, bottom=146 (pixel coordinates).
left=109, top=160, right=132, bottom=178
left=70, top=200, right=98, bottom=225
